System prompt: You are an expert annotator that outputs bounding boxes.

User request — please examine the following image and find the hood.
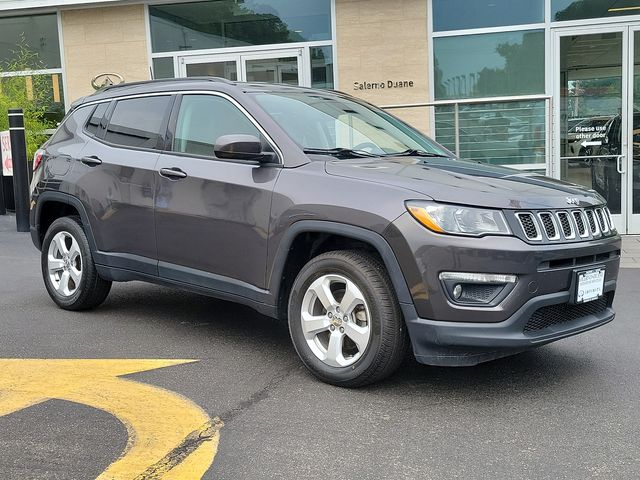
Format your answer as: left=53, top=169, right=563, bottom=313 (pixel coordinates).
left=324, top=156, right=605, bottom=210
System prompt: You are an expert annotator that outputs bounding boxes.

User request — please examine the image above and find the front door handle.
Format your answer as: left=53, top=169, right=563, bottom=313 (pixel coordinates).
left=616, top=155, right=625, bottom=174
left=81, top=155, right=102, bottom=166
left=159, top=167, right=188, bottom=179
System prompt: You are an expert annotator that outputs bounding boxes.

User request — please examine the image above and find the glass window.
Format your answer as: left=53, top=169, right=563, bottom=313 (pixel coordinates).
left=150, top=0, right=332, bottom=53
left=152, top=58, right=175, bottom=79
left=433, top=0, right=543, bottom=32
left=553, top=0, right=640, bottom=22
left=0, top=73, right=65, bottom=123
left=252, top=91, right=449, bottom=157
left=0, top=14, right=61, bottom=68
left=85, top=103, right=109, bottom=136
left=173, top=95, right=262, bottom=157
left=311, top=46, right=334, bottom=89
left=435, top=100, right=547, bottom=171
left=434, top=30, right=545, bottom=100
left=104, top=97, right=172, bottom=149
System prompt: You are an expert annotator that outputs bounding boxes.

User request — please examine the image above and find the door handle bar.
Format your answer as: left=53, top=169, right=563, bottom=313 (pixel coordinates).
left=616, top=155, right=625, bottom=174
left=81, top=156, right=102, bottom=166
left=159, top=167, right=188, bottom=179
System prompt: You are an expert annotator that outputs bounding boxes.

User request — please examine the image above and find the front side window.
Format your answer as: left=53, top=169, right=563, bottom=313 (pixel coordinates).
left=104, top=96, right=172, bottom=149
left=252, top=92, right=450, bottom=157
left=173, top=94, right=263, bottom=157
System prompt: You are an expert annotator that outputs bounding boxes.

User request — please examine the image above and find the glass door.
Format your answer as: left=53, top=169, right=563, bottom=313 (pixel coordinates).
left=180, top=54, right=239, bottom=81
left=179, top=48, right=305, bottom=86
left=553, top=26, right=630, bottom=232
left=241, top=49, right=302, bottom=85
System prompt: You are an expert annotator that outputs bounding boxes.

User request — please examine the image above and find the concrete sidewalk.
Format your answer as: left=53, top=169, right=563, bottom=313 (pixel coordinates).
left=621, top=235, right=640, bottom=268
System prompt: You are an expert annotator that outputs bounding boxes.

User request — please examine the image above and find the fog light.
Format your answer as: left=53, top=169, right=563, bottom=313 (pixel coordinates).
left=439, top=272, right=517, bottom=306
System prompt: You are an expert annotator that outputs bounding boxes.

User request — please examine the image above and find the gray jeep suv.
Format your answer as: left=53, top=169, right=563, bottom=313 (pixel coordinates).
left=30, top=78, right=621, bottom=386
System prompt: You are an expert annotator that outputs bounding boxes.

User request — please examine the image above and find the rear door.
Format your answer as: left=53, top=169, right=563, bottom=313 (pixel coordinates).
left=72, top=95, right=174, bottom=275
left=154, top=92, right=280, bottom=291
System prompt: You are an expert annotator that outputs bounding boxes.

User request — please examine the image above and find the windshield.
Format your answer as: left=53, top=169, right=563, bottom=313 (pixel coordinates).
left=252, top=91, right=451, bottom=158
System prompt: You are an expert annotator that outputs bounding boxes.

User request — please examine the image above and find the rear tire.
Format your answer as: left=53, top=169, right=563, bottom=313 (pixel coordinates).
left=41, top=216, right=111, bottom=311
left=288, top=250, right=408, bottom=387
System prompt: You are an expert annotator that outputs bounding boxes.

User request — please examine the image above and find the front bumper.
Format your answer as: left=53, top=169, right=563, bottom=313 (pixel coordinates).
left=385, top=213, right=621, bottom=366
left=401, top=281, right=615, bottom=366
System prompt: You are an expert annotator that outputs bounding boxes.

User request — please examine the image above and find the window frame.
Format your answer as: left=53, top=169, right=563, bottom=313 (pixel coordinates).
left=165, top=92, right=283, bottom=165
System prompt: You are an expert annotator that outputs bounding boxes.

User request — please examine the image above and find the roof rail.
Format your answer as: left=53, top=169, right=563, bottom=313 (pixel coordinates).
left=97, top=76, right=234, bottom=93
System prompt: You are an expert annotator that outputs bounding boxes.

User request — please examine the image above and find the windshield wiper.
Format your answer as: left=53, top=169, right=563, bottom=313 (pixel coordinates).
left=303, top=147, right=377, bottom=159
left=382, top=149, right=451, bottom=158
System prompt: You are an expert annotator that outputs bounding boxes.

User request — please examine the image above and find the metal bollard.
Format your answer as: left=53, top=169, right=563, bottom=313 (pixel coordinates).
left=8, top=109, right=29, bottom=232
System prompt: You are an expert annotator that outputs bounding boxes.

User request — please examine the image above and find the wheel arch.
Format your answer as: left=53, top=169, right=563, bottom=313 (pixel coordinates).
left=33, top=192, right=97, bottom=252
left=269, top=221, right=413, bottom=319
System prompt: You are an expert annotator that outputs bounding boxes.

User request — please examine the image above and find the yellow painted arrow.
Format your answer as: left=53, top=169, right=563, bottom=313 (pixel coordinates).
left=0, top=359, right=222, bottom=479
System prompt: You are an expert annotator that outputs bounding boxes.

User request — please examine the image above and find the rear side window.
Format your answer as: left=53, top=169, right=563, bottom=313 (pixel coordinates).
left=104, top=96, right=172, bottom=149
left=173, top=94, right=263, bottom=157
left=85, top=103, right=109, bottom=137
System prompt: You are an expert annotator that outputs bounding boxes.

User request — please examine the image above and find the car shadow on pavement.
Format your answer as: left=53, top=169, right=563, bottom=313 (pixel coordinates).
left=94, top=282, right=598, bottom=398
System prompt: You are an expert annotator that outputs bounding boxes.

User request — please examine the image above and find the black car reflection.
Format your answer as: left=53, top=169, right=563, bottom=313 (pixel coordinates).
left=571, top=113, right=640, bottom=214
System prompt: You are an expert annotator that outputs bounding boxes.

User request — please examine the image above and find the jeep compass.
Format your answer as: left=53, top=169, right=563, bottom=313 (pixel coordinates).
left=30, top=78, right=621, bottom=386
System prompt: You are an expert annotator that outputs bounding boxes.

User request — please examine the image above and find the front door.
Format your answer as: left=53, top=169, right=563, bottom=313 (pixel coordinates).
left=179, top=48, right=305, bottom=86
left=554, top=25, right=640, bottom=233
left=154, top=93, right=280, bottom=292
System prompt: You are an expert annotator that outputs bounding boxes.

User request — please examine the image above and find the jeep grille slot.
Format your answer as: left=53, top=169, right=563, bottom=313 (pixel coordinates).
left=572, top=210, right=588, bottom=237
left=556, top=211, right=574, bottom=239
left=515, top=213, right=541, bottom=240
left=585, top=210, right=600, bottom=236
left=538, top=212, right=559, bottom=240
left=595, top=208, right=609, bottom=233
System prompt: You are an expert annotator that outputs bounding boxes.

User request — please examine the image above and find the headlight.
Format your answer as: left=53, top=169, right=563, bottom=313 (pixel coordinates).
left=406, top=201, right=511, bottom=236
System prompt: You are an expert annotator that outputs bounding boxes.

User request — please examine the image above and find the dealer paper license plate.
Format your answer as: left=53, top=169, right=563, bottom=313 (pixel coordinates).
left=576, top=268, right=605, bottom=304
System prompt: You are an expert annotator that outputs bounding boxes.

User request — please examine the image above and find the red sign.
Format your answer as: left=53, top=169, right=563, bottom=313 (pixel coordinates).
left=0, top=131, right=12, bottom=177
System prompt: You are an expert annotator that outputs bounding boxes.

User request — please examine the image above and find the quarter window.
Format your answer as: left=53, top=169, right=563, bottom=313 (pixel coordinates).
left=85, top=103, right=109, bottom=137
left=173, top=95, right=263, bottom=157
left=104, top=96, right=172, bottom=149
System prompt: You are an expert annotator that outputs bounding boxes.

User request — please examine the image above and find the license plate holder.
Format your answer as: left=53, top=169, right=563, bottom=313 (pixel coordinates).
left=574, top=267, right=605, bottom=304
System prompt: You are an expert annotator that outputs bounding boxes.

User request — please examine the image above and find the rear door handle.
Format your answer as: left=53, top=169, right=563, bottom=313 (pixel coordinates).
left=159, top=167, right=188, bottom=179
left=81, top=155, right=102, bottom=166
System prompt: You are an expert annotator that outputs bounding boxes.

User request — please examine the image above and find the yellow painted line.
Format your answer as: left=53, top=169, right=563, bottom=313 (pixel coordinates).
left=0, top=359, right=222, bottom=479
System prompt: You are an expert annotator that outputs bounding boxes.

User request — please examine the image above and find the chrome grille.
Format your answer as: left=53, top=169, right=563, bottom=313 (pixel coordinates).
left=515, top=213, right=540, bottom=240
left=514, top=207, right=615, bottom=242
left=572, top=210, right=588, bottom=237
left=556, top=211, right=574, bottom=239
left=538, top=212, right=559, bottom=240
left=595, top=208, right=609, bottom=234
left=585, top=210, right=600, bottom=236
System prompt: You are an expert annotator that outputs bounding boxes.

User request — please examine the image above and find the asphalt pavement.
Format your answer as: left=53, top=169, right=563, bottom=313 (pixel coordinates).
left=0, top=214, right=639, bottom=480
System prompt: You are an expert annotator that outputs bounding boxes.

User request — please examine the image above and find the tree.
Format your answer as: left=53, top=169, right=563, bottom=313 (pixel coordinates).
left=0, top=37, right=56, bottom=163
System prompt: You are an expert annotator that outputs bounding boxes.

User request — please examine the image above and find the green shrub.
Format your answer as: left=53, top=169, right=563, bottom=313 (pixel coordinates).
left=0, top=38, right=57, bottom=163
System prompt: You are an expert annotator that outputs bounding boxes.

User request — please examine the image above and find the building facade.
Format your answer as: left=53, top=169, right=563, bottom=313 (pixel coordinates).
left=1, top=0, right=640, bottom=232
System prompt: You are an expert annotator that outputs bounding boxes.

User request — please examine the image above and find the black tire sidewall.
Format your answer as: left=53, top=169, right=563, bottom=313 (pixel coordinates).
left=41, top=217, right=95, bottom=309
left=288, top=253, right=396, bottom=385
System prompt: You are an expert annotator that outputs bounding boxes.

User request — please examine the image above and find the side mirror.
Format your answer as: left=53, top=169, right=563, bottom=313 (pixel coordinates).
left=213, top=134, right=276, bottom=163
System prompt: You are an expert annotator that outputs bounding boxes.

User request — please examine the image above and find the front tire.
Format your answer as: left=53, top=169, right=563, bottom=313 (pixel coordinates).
left=288, top=250, right=408, bottom=387
left=41, top=216, right=111, bottom=310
